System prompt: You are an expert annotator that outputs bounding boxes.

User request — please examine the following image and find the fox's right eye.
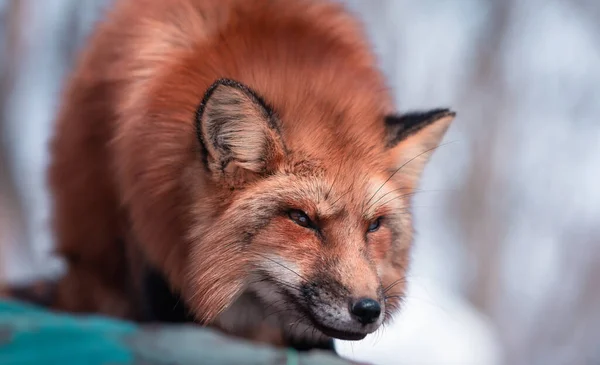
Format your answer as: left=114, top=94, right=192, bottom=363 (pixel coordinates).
left=288, top=209, right=312, bottom=228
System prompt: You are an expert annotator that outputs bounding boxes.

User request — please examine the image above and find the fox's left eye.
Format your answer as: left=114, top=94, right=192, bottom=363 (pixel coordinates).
left=289, top=209, right=312, bottom=228
left=367, top=217, right=382, bottom=233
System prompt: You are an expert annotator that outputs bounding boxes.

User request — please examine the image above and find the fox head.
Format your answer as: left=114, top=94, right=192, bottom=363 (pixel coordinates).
left=184, top=78, right=454, bottom=341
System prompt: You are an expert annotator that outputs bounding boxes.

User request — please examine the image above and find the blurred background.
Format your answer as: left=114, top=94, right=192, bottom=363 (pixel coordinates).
left=1, top=1, right=599, bottom=364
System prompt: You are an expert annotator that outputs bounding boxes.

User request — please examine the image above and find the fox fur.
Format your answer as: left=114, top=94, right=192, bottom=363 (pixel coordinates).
left=46, top=0, right=455, bottom=350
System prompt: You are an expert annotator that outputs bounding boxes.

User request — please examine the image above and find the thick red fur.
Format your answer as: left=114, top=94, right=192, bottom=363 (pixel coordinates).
left=45, top=0, right=454, bottom=347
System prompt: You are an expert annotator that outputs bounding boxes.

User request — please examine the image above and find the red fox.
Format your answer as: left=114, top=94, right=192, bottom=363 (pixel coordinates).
left=46, top=0, right=455, bottom=351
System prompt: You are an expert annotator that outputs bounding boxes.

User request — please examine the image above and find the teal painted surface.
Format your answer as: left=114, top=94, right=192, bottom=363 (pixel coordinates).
left=0, top=299, right=359, bottom=365
left=0, top=300, right=134, bottom=365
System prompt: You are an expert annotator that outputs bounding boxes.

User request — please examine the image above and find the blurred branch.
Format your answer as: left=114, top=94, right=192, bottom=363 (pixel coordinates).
left=452, top=0, right=514, bottom=311
left=0, top=0, right=27, bottom=281
left=573, top=0, right=600, bottom=36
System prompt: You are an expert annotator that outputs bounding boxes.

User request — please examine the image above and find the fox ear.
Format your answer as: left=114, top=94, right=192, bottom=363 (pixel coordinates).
left=196, top=79, right=285, bottom=183
left=385, top=108, right=455, bottom=186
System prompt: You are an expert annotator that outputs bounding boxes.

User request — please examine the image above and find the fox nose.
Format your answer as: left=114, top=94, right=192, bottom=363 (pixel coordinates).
left=350, top=298, right=381, bottom=324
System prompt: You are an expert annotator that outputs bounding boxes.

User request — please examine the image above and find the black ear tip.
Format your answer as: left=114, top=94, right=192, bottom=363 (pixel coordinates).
left=384, top=107, right=457, bottom=147
left=443, top=109, right=457, bottom=118
left=426, top=108, right=456, bottom=119
left=385, top=108, right=456, bottom=126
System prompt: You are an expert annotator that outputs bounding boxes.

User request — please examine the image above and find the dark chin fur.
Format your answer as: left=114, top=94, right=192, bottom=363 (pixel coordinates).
left=286, top=336, right=335, bottom=352
left=140, top=266, right=337, bottom=353
left=273, top=287, right=367, bottom=343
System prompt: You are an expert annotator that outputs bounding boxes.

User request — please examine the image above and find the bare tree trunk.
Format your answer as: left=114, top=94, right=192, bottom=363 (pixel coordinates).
left=453, top=0, right=514, bottom=311
left=0, top=0, right=28, bottom=284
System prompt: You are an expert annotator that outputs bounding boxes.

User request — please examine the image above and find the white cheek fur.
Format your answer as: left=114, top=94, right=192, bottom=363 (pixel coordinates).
left=257, top=254, right=303, bottom=289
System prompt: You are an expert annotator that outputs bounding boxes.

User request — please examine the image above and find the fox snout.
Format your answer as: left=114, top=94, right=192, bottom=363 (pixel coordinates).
left=250, top=252, right=388, bottom=341
left=298, top=276, right=384, bottom=340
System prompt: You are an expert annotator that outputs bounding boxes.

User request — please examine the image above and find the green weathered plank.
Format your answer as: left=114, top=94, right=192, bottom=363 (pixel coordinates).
left=0, top=299, right=362, bottom=365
